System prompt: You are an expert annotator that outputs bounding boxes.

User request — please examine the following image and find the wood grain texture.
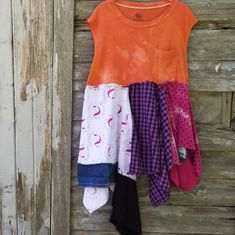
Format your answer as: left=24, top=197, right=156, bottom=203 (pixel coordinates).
left=0, top=1, right=17, bottom=234
left=71, top=232, right=185, bottom=235
left=71, top=0, right=235, bottom=234
left=31, top=0, right=53, bottom=234
left=12, top=0, right=54, bottom=233
left=51, top=0, right=74, bottom=234
left=231, top=93, right=235, bottom=130
left=191, top=91, right=233, bottom=127
left=71, top=199, right=235, bottom=234
left=71, top=184, right=235, bottom=234
left=0, top=0, right=74, bottom=234
left=12, top=0, right=35, bottom=233
left=75, top=0, right=235, bottom=30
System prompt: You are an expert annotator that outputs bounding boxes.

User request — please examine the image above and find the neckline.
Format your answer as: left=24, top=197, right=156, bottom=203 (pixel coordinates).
left=107, top=0, right=178, bottom=27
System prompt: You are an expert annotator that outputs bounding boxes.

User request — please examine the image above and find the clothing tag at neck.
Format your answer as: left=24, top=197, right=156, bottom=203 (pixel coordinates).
left=132, top=12, right=144, bottom=21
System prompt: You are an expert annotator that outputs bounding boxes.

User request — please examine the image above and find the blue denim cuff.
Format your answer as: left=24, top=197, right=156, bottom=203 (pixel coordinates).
left=77, top=162, right=117, bottom=187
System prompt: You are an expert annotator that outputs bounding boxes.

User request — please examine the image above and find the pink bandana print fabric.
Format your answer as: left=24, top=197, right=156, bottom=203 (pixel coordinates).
left=164, top=82, right=202, bottom=191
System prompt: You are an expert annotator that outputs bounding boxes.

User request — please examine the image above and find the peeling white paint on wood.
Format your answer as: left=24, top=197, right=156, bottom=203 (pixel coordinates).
left=0, top=1, right=17, bottom=234
left=52, top=52, right=62, bottom=151
left=215, top=63, right=222, bottom=73
left=12, top=0, right=35, bottom=233
left=0, top=0, right=74, bottom=234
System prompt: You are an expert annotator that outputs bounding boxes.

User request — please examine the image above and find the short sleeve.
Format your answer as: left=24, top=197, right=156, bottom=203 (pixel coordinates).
left=186, top=7, right=198, bottom=35
left=183, top=5, right=199, bottom=50
left=86, top=7, right=98, bottom=31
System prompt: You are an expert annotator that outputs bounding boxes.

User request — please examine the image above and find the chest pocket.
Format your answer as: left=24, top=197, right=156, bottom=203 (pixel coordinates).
left=151, top=48, right=178, bottom=83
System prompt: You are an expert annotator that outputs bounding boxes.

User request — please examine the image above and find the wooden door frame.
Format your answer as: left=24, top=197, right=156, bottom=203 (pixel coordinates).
left=0, top=0, right=74, bottom=234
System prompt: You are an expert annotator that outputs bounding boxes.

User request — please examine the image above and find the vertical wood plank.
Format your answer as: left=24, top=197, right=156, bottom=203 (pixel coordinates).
left=12, top=0, right=74, bottom=233
left=30, top=0, right=54, bottom=234
left=12, top=0, right=34, bottom=233
left=220, top=92, right=233, bottom=128
left=51, top=0, right=74, bottom=234
left=0, top=0, right=17, bottom=234
left=230, top=93, right=235, bottom=130
left=12, top=0, right=55, bottom=233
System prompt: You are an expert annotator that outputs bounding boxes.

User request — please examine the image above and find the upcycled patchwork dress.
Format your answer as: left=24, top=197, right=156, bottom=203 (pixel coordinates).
left=77, top=0, right=201, bottom=234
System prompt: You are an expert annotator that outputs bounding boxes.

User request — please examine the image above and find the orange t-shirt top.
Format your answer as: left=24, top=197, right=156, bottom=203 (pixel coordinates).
left=85, top=0, right=198, bottom=86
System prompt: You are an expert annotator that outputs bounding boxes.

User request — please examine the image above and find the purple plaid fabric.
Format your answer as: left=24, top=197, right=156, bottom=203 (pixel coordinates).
left=128, top=81, right=173, bottom=207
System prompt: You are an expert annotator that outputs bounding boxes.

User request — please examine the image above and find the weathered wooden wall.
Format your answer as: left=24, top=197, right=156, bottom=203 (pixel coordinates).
left=0, top=0, right=74, bottom=234
left=71, top=0, right=235, bottom=234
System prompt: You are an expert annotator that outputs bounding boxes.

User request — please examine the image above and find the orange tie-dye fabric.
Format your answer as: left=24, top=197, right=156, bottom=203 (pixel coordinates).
left=85, top=0, right=198, bottom=86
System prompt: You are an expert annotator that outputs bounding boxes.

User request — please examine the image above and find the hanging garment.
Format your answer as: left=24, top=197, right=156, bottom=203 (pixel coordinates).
left=77, top=0, right=201, bottom=233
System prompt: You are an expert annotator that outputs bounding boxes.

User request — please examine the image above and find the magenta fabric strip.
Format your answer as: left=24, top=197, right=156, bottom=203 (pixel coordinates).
left=164, top=82, right=202, bottom=190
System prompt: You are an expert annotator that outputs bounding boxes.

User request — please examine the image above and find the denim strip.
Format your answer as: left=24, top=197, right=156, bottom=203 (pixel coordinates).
left=77, top=162, right=118, bottom=187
